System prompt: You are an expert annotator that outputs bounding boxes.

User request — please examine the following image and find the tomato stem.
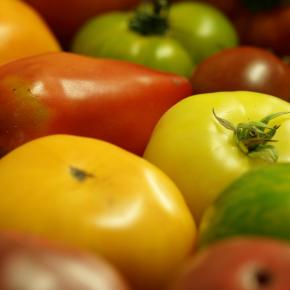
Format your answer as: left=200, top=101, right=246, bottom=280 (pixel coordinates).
left=213, top=110, right=290, bottom=162
left=129, top=0, right=169, bottom=36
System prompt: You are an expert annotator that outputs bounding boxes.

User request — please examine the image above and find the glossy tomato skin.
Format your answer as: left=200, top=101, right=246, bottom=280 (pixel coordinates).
left=24, top=0, right=140, bottom=48
left=191, top=46, right=290, bottom=100
left=144, top=91, right=290, bottom=222
left=0, top=52, right=191, bottom=157
left=71, top=2, right=238, bottom=78
left=0, top=0, right=60, bottom=65
left=0, top=231, right=130, bottom=290
left=0, top=134, right=196, bottom=290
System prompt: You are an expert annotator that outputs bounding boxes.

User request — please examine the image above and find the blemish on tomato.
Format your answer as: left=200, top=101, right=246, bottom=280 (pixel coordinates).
left=69, top=166, right=95, bottom=182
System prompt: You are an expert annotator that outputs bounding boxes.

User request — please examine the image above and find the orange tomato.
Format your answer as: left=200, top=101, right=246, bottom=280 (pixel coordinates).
left=0, top=134, right=196, bottom=290
left=0, top=0, right=60, bottom=65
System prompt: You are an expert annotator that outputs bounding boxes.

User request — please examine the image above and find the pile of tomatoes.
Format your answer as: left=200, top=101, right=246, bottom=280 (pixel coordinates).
left=0, top=1, right=290, bottom=290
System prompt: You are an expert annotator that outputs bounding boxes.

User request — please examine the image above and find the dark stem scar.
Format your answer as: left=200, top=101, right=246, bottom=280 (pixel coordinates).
left=69, top=166, right=95, bottom=182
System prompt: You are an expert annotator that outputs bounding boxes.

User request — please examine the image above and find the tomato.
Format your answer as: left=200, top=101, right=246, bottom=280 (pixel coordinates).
left=171, top=237, right=290, bottom=290
left=198, top=163, right=290, bottom=248
left=71, top=1, right=238, bottom=78
left=24, top=0, right=139, bottom=48
left=173, top=0, right=242, bottom=16
left=144, top=91, right=290, bottom=222
left=190, top=0, right=290, bottom=56
left=0, top=0, right=60, bottom=65
left=0, top=52, right=191, bottom=157
left=0, top=231, right=130, bottom=290
left=191, top=46, right=290, bottom=101
left=234, top=6, right=290, bottom=56
left=0, top=134, right=196, bottom=290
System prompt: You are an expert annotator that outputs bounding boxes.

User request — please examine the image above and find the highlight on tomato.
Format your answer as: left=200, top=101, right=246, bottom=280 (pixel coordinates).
left=71, top=0, right=238, bottom=77
left=0, top=52, right=192, bottom=157
left=0, top=134, right=196, bottom=290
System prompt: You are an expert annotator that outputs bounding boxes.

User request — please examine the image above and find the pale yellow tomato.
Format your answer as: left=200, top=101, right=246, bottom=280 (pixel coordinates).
left=144, top=91, right=290, bottom=222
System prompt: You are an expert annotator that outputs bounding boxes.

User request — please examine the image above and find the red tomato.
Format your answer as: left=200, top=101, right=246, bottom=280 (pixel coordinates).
left=0, top=231, right=130, bottom=290
left=191, top=46, right=290, bottom=100
left=24, top=0, right=140, bottom=48
left=0, top=52, right=191, bottom=157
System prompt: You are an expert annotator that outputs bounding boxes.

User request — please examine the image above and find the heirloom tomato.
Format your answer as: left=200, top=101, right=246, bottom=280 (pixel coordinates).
left=0, top=134, right=196, bottom=290
left=202, top=0, right=290, bottom=56
left=234, top=5, right=290, bottom=56
left=0, top=0, right=60, bottom=65
left=198, top=163, right=290, bottom=249
left=0, top=52, right=191, bottom=157
left=171, top=237, right=290, bottom=290
left=0, top=231, right=130, bottom=290
left=71, top=1, right=238, bottom=78
left=191, top=46, right=290, bottom=100
left=144, top=91, right=290, bottom=222
left=24, top=0, right=139, bottom=48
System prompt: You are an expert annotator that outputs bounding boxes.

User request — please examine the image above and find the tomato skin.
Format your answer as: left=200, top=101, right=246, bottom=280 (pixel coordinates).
left=0, top=134, right=196, bottom=290
left=171, top=237, right=290, bottom=290
left=173, top=0, right=241, bottom=16
left=144, top=91, right=290, bottom=222
left=0, top=231, right=130, bottom=290
left=24, top=0, right=139, bottom=48
left=234, top=6, right=290, bottom=56
left=191, top=46, right=290, bottom=100
left=0, top=0, right=60, bottom=65
left=0, top=52, right=191, bottom=157
left=71, top=2, right=238, bottom=78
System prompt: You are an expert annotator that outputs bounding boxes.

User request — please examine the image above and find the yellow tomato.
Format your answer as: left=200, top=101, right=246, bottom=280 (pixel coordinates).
left=0, top=134, right=195, bottom=290
left=0, top=0, right=60, bottom=65
left=144, top=91, right=290, bottom=223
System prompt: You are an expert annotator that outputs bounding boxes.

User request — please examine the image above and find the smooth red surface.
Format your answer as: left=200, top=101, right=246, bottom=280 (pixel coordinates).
left=0, top=231, right=130, bottom=290
left=191, top=46, right=290, bottom=100
left=171, top=237, right=290, bottom=290
left=24, top=0, right=140, bottom=48
left=0, top=52, right=192, bottom=157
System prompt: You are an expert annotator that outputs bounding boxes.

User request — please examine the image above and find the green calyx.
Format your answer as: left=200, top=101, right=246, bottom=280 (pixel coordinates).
left=213, top=110, right=290, bottom=163
left=129, top=0, right=169, bottom=36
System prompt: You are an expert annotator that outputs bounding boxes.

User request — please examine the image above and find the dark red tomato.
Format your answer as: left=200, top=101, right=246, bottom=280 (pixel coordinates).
left=191, top=46, right=290, bottom=100
left=234, top=6, right=290, bottom=56
left=24, top=0, right=140, bottom=48
left=0, top=52, right=191, bottom=157
left=0, top=231, right=130, bottom=290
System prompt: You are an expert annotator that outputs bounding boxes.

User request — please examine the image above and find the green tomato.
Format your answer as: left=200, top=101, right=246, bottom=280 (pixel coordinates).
left=71, top=1, right=238, bottom=78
